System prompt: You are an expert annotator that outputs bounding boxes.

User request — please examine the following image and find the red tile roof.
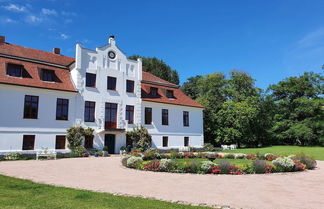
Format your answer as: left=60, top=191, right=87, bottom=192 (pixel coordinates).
left=0, top=42, right=77, bottom=92
left=142, top=71, right=178, bottom=87
left=0, top=42, right=75, bottom=66
left=141, top=72, right=204, bottom=108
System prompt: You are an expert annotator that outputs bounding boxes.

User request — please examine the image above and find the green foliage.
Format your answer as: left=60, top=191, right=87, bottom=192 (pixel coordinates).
left=126, top=126, right=152, bottom=150
left=159, top=159, right=174, bottom=172
left=4, top=153, right=21, bottom=160
left=126, top=156, right=143, bottom=168
left=268, top=72, right=324, bottom=146
left=203, top=143, right=215, bottom=151
left=121, top=155, right=132, bottom=166
left=129, top=55, right=179, bottom=85
left=292, top=153, right=317, bottom=169
left=143, top=148, right=160, bottom=160
left=71, top=146, right=87, bottom=157
left=66, top=126, right=94, bottom=150
left=200, top=161, right=216, bottom=173
left=272, top=157, right=295, bottom=172
left=182, top=69, right=323, bottom=147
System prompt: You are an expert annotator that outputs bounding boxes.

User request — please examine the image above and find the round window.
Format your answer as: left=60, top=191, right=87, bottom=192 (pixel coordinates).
left=108, top=51, right=116, bottom=59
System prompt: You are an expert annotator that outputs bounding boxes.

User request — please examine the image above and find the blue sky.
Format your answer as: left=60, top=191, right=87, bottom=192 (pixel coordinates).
left=1, top=0, right=324, bottom=88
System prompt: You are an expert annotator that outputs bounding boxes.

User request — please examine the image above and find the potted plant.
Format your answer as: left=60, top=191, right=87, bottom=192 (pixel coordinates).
left=94, top=151, right=101, bottom=157
left=120, top=146, right=126, bottom=155
left=103, top=146, right=109, bottom=157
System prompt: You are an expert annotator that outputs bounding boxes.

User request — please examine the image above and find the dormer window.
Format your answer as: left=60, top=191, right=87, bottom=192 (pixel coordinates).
left=41, top=69, right=55, bottom=82
left=150, top=87, right=158, bottom=97
left=7, top=63, right=23, bottom=77
left=166, top=90, right=175, bottom=98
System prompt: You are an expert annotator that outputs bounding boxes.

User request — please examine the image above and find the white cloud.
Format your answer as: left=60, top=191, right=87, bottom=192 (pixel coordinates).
left=0, top=17, right=16, bottom=24
left=296, top=28, right=324, bottom=49
left=283, top=27, right=324, bottom=74
left=60, top=33, right=69, bottom=40
left=2, top=4, right=26, bottom=12
left=41, top=8, right=57, bottom=15
left=25, top=15, right=42, bottom=24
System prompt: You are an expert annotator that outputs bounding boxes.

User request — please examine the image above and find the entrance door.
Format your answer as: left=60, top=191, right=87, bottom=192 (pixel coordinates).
left=104, top=134, right=115, bottom=154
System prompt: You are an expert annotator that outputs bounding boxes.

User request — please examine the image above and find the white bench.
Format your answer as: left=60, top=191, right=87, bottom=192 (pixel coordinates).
left=36, top=149, right=57, bottom=160
left=179, top=146, right=190, bottom=152
left=221, top=144, right=237, bottom=150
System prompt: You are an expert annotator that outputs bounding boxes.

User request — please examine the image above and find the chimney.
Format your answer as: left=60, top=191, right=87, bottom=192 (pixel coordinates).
left=108, top=35, right=116, bottom=45
left=0, top=35, right=5, bottom=44
left=53, top=48, right=60, bottom=55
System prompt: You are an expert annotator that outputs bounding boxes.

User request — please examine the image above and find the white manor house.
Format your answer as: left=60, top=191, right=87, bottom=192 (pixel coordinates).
left=0, top=35, right=204, bottom=154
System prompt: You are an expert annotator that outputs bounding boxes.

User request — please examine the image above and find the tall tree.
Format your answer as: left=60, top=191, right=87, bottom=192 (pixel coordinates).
left=129, top=55, right=179, bottom=85
left=181, top=75, right=203, bottom=100
left=268, top=72, right=324, bottom=145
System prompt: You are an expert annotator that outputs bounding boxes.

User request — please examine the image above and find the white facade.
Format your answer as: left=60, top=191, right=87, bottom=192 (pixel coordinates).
left=0, top=84, right=76, bottom=154
left=142, top=101, right=204, bottom=149
left=70, top=37, right=142, bottom=153
left=0, top=36, right=204, bottom=154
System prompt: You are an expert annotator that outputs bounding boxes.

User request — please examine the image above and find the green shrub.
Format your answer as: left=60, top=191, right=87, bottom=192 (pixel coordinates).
left=178, top=159, right=200, bottom=173
left=66, top=126, right=94, bottom=150
left=126, top=156, right=143, bottom=168
left=126, top=126, right=152, bottom=150
left=293, top=153, right=317, bottom=169
left=143, top=148, right=160, bottom=160
left=256, top=152, right=266, bottom=160
left=203, top=143, right=215, bottom=151
left=235, top=153, right=245, bottom=159
left=71, top=146, right=87, bottom=157
left=218, top=161, right=231, bottom=174
left=253, top=160, right=273, bottom=174
left=224, top=154, right=235, bottom=159
left=272, top=157, right=295, bottom=172
left=169, top=150, right=180, bottom=159
left=4, top=153, right=21, bottom=160
left=121, top=155, right=132, bottom=166
left=159, top=159, right=174, bottom=171
left=200, top=161, right=216, bottom=173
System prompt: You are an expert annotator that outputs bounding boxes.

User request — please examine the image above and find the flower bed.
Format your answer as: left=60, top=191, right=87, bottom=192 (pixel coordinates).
left=121, top=148, right=317, bottom=175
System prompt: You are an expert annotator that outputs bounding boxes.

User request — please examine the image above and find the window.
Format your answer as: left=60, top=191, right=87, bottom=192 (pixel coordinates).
left=86, top=73, right=96, bottom=87
left=22, top=135, right=35, bottom=150
left=105, top=103, right=118, bottom=128
left=84, top=101, right=95, bottom=122
left=183, top=111, right=189, bottom=127
left=7, top=63, right=23, bottom=77
left=126, top=105, right=134, bottom=124
left=163, top=136, right=168, bottom=147
left=24, top=95, right=39, bottom=119
left=41, top=69, right=55, bottom=82
left=84, top=136, right=93, bottom=149
left=145, top=107, right=152, bottom=124
left=107, top=76, right=117, bottom=90
left=150, top=87, right=158, bottom=97
left=162, top=109, right=168, bottom=125
left=126, top=80, right=134, bottom=93
left=55, top=136, right=66, bottom=149
left=56, top=98, right=69, bottom=120
left=184, top=137, right=189, bottom=147
left=166, top=90, right=175, bottom=98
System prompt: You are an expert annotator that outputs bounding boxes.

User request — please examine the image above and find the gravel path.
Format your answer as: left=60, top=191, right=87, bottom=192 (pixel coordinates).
left=0, top=157, right=323, bottom=209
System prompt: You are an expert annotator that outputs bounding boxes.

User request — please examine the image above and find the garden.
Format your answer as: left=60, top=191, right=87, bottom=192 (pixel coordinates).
left=121, top=148, right=317, bottom=175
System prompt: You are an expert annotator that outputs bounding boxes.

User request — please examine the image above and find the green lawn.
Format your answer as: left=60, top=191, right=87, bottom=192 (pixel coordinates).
left=0, top=175, right=210, bottom=209
left=220, top=146, right=324, bottom=160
